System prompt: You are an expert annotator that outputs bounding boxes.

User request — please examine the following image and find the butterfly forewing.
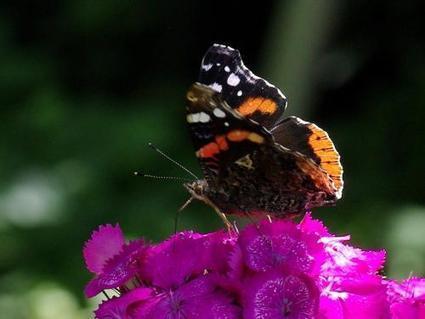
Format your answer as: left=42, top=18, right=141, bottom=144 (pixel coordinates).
left=198, top=44, right=287, bottom=130
left=186, top=83, right=272, bottom=184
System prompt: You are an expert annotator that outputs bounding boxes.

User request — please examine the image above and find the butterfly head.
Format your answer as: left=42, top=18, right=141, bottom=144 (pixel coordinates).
left=183, top=179, right=209, bottom=203
left=186, top=83, right=225, bottom=110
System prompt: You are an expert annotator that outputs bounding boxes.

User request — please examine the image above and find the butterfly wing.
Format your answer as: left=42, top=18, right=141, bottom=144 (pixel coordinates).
left=186, top=82, right=272, bottom=184
left=271, top=116, right=344, bottom=199
left=198, top=44, right=287, bottom=130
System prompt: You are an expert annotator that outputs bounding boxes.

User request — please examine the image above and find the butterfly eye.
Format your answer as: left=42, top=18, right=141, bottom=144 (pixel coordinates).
left=186, top=91, right=198, bottom=102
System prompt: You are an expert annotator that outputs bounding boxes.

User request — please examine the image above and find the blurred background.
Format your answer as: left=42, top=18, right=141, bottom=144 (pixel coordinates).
left=0, top=0, right=424, bottom=317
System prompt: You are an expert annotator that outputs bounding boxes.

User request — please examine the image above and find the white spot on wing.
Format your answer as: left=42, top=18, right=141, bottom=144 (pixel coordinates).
left=224, top=122, right=229, bottom=127
left=294, top=118, right=310, bottom=125
left=192, top=113, right=201, bottom=122
left=212, top=44, right=234, bottom=51
left=199, top=112, right=210, bottom=123
left=186, top=113, right=199, bottom=123
left=187, top=112, right=210, bottom=123
left=235, top=154, right=254, bottom=170
left=237, top=90, right=242, bottom=96
left=213, top=108, right=226, bottom=118
left=227, top=73, right=240, bottom=86
left=201, top=63, right=213, bottom=71
left=209, top=83, right=223, bottom=93
left=224, top=66, right=230, bottom=72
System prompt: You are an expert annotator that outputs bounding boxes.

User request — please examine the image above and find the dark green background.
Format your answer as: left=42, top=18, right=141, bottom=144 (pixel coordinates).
left=1, top=1, right=424, bottom=317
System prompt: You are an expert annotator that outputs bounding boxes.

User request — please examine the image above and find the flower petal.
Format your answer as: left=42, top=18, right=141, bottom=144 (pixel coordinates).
left=242, top=270, right=319, bottom=319
left=142, top=231, right=234, bottom=289
left=320, top=236, right=385, bottom=278
left=299, top=212, right=329, bottom=237
left=137, top=275, right=241, bottom=319
left=83, top=224, right=125, bottom=275
left=94, top=287, right=153, bottom=319
left=320, top=275, right=390, bottom=319
left=85, top=240, right=147, bottom=297
left=387, top=277, right=425, bottom=318
left=239, top=220, right=321, bottom=274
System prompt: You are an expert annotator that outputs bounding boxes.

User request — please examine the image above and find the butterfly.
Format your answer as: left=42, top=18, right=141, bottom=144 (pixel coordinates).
left=184, top=44, right=343, bottom=224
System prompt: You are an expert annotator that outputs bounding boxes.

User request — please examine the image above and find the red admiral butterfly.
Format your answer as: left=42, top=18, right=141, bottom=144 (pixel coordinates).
left=184, top=44, right=343, bottom=223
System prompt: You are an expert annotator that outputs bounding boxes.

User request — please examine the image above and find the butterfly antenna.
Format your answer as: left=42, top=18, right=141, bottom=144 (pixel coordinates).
left=148, top=142, right=198, bottom=179
left=134, top=171, right=192, bottom=182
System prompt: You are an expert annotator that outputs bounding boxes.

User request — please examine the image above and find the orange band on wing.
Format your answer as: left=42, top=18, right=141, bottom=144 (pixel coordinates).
left=215, top=135, right=229, bottom=151
left=196, top=142, right=220, bottom=158
left=227, top=130, right=249, bottom=142
left=237, top=97, right=278, bottom=116
left=197, top=131, right=264, bottom=159
left=196, top=135, right=229, bottom=158
left=307, top=124, right=343, bottom=192
left=227, top=130, right=264, bottom=144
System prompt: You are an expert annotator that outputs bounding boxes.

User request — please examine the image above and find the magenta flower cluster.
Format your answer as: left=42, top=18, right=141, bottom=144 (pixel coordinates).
left=83, top=214, right=425, bottom=318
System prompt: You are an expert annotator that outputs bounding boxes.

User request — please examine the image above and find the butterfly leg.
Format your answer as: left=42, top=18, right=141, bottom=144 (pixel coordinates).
left=207, top=201, right=234, bottom=232
left=232, top=220, right=240, bottom=234
left=217, top=210, right=234, bottom=232
left=173, top=197, right=194, bottom=234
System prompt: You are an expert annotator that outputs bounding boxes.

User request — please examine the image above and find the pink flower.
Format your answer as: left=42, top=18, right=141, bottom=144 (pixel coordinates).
left=320, top=275, right=390, bottom=319
left=135, top=275, right=241, bottom=319
left=387, top=278, right=425, bottom=319
left=83, top=224, right=148, bottom=297
left=83, top=214, right=425, bottom=319
left=83, top=224, right=125, bottom=275
left=320, top=236, right=386, bottom=279
left=238, top=219, right=324, bottom=276
left=95, top=287, right=153, bottom=319
left=142, top=230, right=236, bottom=289
left=242, top=270, right=319, bottom=319
left=318, top=234, right=389, bottom=318
left=299, top=212, right=330, bottom=238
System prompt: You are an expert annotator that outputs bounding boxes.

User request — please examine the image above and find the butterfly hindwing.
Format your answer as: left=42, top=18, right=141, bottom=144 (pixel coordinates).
left=271, top=116, right=343, bottom=198
left=198, top=44, right=287, bottom=130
